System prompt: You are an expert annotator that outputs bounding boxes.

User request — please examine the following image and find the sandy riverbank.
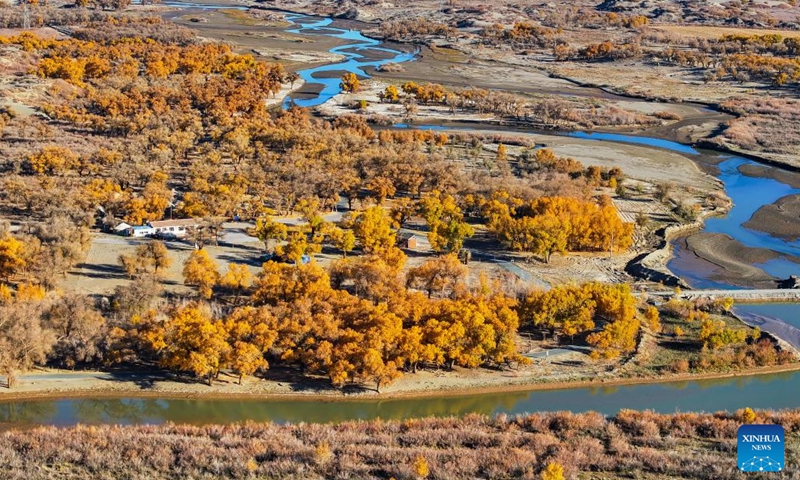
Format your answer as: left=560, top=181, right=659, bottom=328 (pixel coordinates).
left=678, top=232, right=793, bottom=288
left=2, top=362, right=800, bottom=403
left=739, top=163, right=800, bottom=189
left=744, top=194, right=800, bottom=242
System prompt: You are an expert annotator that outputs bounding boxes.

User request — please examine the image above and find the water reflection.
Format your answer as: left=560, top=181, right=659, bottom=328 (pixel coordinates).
left=0, top=401, right=57, bottom=425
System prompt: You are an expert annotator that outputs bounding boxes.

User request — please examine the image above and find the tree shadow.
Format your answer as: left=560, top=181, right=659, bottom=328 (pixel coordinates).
left=97, top=370, right=182, bottom=390
left=74, top=263, right=128, bottom=280
left=217, top=253, right=264, bottom=266
left=96, top=367, right=216, bottom=389
left=659, top=340, right=700, bottom=353
left=401, top=248, right=435, bottom=259
left=553, top=360, right=585, bottom=367
left=261, top=366, right=371, bottom=394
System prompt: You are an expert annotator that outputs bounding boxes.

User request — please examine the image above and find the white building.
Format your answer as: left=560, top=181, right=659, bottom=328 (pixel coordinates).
left=129, top=225, right=156, bottom=238
left=126, top=219, right=200, bottom=239
left=147, top=219, right=200, bottom=239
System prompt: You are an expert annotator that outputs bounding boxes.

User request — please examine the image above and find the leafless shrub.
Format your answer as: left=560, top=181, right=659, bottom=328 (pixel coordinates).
left=377, top=63, right=405, bottom=72
left=653, top=111, right=682, bottom=121
left=3, top=409, right=799, bottom=479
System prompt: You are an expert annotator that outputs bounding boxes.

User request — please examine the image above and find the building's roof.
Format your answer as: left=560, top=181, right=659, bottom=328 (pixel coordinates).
left=398, top=232, right=421, bottom=242
left=148, top=219, right=199, bottom=229
left=131, top=226, right=155, bottom=232
left=113, top=222, right=132, bottom=231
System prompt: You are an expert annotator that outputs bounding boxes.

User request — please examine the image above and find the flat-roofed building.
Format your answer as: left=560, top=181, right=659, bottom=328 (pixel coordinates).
left=147, top=219, right=199, bottom=239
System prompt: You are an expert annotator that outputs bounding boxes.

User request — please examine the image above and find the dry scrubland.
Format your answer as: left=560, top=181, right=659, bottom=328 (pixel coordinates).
left=1, top=409, right=799, bottom=480
left=266, top=0, right=800, bottom=168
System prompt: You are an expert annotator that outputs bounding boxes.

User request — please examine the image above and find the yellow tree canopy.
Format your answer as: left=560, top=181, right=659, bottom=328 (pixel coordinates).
left=182, top=249, right=220, bottom=299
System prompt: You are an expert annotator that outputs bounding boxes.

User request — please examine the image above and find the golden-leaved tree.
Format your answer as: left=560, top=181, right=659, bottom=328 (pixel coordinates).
left=406, top=253, right=467, bottom=298
left=520, top=282, right=641, bottom=359
left=340, top=72, right=360, bottom=92
left=486, top=194, right=634, bottom=261
left=119, top=241, right=172, bottom=278
left=150, top=304, right=230, bottom=385
left=182, top=249, right=220, bottom=299
left=220, top=263, right=253, bottom=302
left=223, top=306, right=277, bottom=383
left=124, top=172, right=172, bottom=225
left=348, top=206, right=396, bottom=255
left=253, top=216, right=288, bottom=253
left=26, top=146, right=80, bottom=176
left=0, top=233, right=27, bottom=282
left=419, top=192, right=474, bottom=253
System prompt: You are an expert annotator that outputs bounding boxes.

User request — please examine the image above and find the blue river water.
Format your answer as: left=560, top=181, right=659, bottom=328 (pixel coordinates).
left=568, top=131, right=701, bottom=155
left=282, top=15, right=416, bottom=108
left=562, top=134, right=800, bottom=347
left=735, top=303, right=800, bottom=330
left=562, top=133, right=800, bottom=282
left=702, top=157, right=800, bottom=260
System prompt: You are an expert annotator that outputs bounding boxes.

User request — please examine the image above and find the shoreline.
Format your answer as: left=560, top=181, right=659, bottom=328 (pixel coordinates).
left=2, top=363, right=799, bottom=404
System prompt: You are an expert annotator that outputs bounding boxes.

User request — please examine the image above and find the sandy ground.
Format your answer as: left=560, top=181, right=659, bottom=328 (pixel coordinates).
left=253, top=48, right=344, bottom=65
left=540, top=137, right=719, bottom=191
left=744, top=194, right=800, bottom=242
left=0, top=348, right=611, bottom=400
left=65, top=229, right=263, bottom=296
left=2, top=358, right=799, bottom=402
left=265, top=79, right=305, bottom=107
left=320, top=83, right=721, bottom=192
left=162, top=7, right=357, bottom=65
left=680, top=232, right=793, bottom=288
left=653, top=24, right=800, bottom=40
left=514, top=129, right=718, bottom=191
left=516, top=251, right=636, bottom=286
left=66, top=226, right=529, bottom=296
left=319, top=79, right=497, bottom=123
left=373, top=49, right=600, bottom=98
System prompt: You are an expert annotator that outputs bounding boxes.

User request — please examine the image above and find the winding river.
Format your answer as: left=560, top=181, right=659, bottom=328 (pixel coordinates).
left=282, top=15, right=416, bottom=108
left=2, top=2, right=799, bottom=427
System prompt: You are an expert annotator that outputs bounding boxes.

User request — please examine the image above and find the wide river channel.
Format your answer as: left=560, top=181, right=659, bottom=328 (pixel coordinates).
left=1, top=3, right=799, bottom=427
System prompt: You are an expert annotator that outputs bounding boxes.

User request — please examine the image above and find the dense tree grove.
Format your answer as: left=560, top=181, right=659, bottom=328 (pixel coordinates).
left=482, top=191, right=634, bottom=262
left=519, top=283, right=640, bottom=358
left=0, top=32, right=638, bottom=237
left=3, top=252, right=531, bottom=391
